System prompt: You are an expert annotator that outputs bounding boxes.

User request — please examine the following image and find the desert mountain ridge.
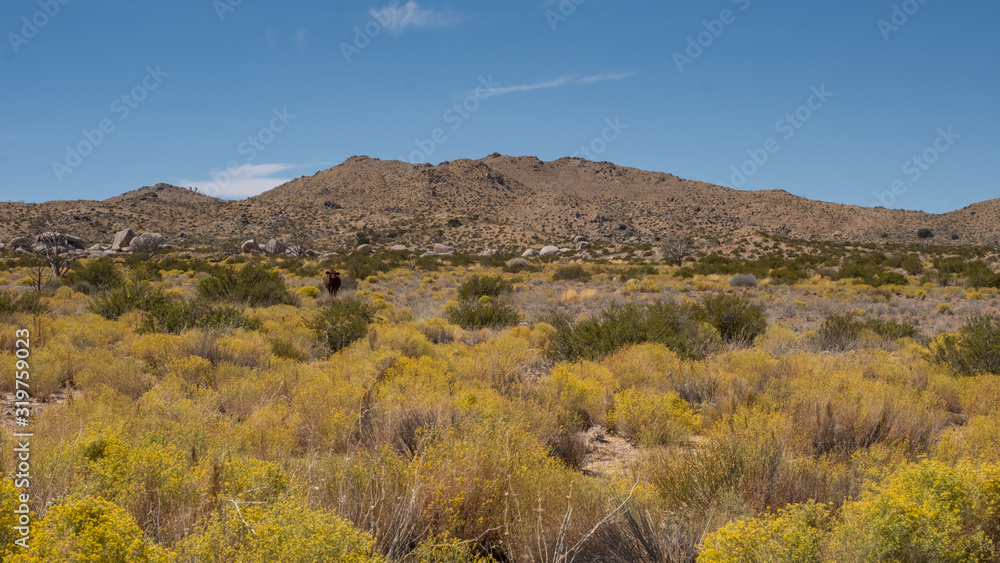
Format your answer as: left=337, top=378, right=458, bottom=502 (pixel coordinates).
left=1, top=154, right=997, bottom=251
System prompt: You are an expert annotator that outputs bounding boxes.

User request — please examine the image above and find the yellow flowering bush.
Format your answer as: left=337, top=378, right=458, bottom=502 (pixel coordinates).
left=698, top=501, right=829, bottom=562
left=10, top=495, right=172, bottom=563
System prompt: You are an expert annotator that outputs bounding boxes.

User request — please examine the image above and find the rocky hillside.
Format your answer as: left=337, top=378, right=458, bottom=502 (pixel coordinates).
left=1, top=155, right=997, bottom=252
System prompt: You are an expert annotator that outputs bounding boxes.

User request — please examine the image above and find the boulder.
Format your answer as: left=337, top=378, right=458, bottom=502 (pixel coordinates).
left=241, top=239, right=260, bottom=253
left=576, top=241, right=592, bottom=250
left=478, top=249, right=499, bottom=257
left=434, top=244, right=457, bottom=255
left=9, top=236, right=28, bottom=248
left=390, top=244, right=409, bottom=254
left=522, top=249, right=539, bottom=257
left=572, top=235, right=588, bottom=244
left=88, top=251, right=106, bottom=258
left=64, top=234, right=85, bottom=248
left=0, top=243, right=5, bottom=251
left=304, top=249, right=320, bottom=257
left=319, top=252, right=341, bottom=259
left=539, top=246, right=560, bottom=256
left=420, top=252, right=443, bottom=258
left=506, top=258, right=530, bottom=268
left=111, top=229, right=135, bottom=251
left=130, top=233, right=165, bottom=253
left=88, top=244, right=104, bottom=251
left=356, top=244, right=374, bottom=255
left=263, top=239, right=287, bottom=255
left=559, top=248, right=571, bottom=254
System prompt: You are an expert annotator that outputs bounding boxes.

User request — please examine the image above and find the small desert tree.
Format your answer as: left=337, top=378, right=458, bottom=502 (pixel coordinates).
left=662, top=234, right=692, bottom=266
left=30, top=229, right=77, bottom=281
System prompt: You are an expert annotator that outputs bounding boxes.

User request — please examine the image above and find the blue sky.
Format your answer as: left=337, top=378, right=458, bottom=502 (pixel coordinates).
left=1, top=0, right=997, bottom=213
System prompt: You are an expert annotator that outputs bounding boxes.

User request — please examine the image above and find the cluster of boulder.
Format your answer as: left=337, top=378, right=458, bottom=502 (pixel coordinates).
left=3, top=233, right=87, bottom=257
left=521, top=235, right=592, bottom=257
left=241, top=239, right=340, bottom=259
left=236, top=238, right=589, bottom=261
left=368, top=244, right=498, bottom=258
left=91, top=229, right=168, bottom=257
left=0, top=229, right=169, bottom=259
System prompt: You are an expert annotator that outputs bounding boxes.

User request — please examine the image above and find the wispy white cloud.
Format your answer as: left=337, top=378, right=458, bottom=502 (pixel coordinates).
left=382, top=1, right=459, bottom=35
left=484, top=71, right=636, bottom=97
left=577, top=71, right=636, bottom=84
left=178, top=163, right=296, bottom=199
left=488, top=76, right=572, bottom=96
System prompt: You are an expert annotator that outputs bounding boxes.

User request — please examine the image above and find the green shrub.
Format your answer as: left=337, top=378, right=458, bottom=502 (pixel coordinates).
left=769, top=267, right=809, bottom=285
left=873, top=271, right=908, bottom=287
left=341, top=254, right=397, bottom=281
left=961, top=261, right=1000, bottom=289
left=502, top=260, right=537, bottom=274
left=702, top=293, right=767, bottom=343
left=447, top=296, right=520, bottom=330
left=89, top=281, right=173, bottom=320
left=818, top=312, right=917, bottom=350
left=546, top=300, right=719, bottom=361
left=65, top=257, right=124, bottom=294
left=865, top=317, right=918, bottom=340
left=729, top=273, right=758, bottom=288
left=305, top=298, right=376, bottom=355
left=917, top=228, right=934, bottom=239
left=196, top=264, right=297, bottom=307
left=128, top=261, right=163, bottom=282
left=552, top=264, right=591, bottom=282
left=457, top=274, right=513, bottom=301
left=0, top=290, right=47, bottom=316
left=895, top=253, right=925, bottom=275
left=157, top=257, right=193, bottom=271
left=621, top=264, right=657, bottom=280
left=934, top=257, right=967, bottom=274
left=817, top=312, right=865, bottom=351
left=931, top=313, right=1000, bottom=375
left=138, top=299, right=262, bottom=334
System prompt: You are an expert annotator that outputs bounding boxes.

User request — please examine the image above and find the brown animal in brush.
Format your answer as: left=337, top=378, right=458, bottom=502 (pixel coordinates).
left=324, top=270, right=342, bottom=297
